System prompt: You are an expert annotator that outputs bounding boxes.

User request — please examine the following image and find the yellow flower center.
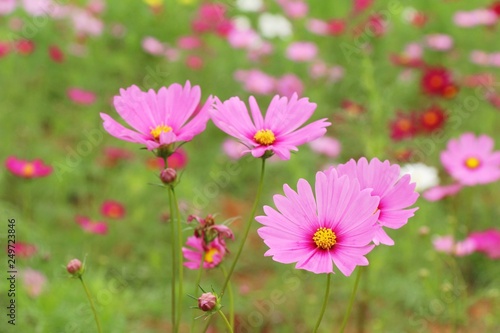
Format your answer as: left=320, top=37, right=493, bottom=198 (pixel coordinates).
left=204, top=248, right=219, bottom=263
left=254, top=129, right=276, bottom=146
left=464, top=157, right=481, bottom=169
left=22, top=163, right=35, bottom=177
left=313, top=227, right=337, bottom=250
left=150, top=125, right=172, bottom=141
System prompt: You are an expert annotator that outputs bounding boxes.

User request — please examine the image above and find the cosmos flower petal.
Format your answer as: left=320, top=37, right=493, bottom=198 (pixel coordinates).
left=101, top=113, right=149, bottom=144
left=296, top=249, right=333, bottom=274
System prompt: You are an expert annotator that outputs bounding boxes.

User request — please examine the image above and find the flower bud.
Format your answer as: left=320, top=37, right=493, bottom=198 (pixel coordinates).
left=66, top=259, right=83, bottom=276
left=160, top=168, right=177, bottom=184
left=198, top=292, right=218, bottom=312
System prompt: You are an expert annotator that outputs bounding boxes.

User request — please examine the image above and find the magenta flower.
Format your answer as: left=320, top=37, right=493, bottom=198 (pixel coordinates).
left=335, top=158, right=419, bottom=246
left=432, top=235, right=476, bottom=257
left=67, top=88, right=96, bottom=105
left=467, top=229, right=500, bottom=259
left=75, top=216, right=108, bottom=235
left=422, top=183, right=462, bottom=201
left=182, top=236, right=228, bottom=269
left=100, top=200, right=125, bottom=219
left=21, top=268, right=47, bottom=298
left=100, top=81, right=213, bottom=152
left=5, top=156, right=52, bottom=178
left=210, top=94, right=330, bottom=160
left=441, top=133, right=500, bottom=185
left=256, top=169, right=380, bottom=275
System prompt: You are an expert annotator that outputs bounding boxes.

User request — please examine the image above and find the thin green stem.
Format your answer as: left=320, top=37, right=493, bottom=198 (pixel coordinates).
left=219, top=158, right=267, bottom=297
left=313, top=273, right=331, bottom=333
left=79, top=277, right=102, bottom=333
left=217, top=310, right=234, bottom=333
left=172, top=187, right=184, bottom=333
left=339, top=267, right=363, bottom=333
left=190, top=253, right=205, bottom=332
left=221, top=265, right=235, bottom=329
left=168, top=185, right=177, bottom=333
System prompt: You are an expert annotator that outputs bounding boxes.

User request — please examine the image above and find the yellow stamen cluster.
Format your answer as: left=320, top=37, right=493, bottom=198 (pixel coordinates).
left=204, top=248, right=219, bottom=263
left=150, top=125, right=172, bottom=141
left=22, top=163, right=35, bottom=177
left=313, top=227, right=337, bottom=250
left=464, top=157, right=481, bottom=169
left=254, top=129, right=276, bottom=146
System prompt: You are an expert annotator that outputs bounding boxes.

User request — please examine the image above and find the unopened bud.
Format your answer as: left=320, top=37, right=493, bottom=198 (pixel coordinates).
left=67, top=259, right=83, bottom=276
left=198, top=292, right=218, bottom=312
left=160, top=168, right=177, bottom=184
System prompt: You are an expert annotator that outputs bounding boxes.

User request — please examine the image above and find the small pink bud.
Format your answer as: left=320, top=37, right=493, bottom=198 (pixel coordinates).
left=67, top=259, right=83, bottom=276
left=198, top=292, right=217, bottom=312
left=160, top=168, right=177, bottom=184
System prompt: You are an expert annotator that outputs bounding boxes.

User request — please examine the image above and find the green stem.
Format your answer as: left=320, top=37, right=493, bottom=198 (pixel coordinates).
left=79, top=277, right=102, bottom=333
left=168, top=187, right=177, bottom=333
left=339, top=267, right=363, bottom=333
left=190, top=253, right=205, bottom=332
left=221, top=265, right=235, bottom=329
left=313, top=273, right=331, bottom=333
left=217, top=310, right=234, bottom=333
left=219, top=158, right=267, bottom=296
left=172, top=187, right=184, bottom=333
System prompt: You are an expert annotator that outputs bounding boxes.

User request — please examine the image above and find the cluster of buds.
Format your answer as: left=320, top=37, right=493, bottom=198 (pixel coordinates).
left=189, top=214, right=234, bottom=246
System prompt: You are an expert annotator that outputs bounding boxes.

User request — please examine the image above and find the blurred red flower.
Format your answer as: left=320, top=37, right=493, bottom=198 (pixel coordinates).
left=11, top=242, right=37, bottom=258
left=101, top=200, right=126, bottom=219
left=419, top=105, right=447, bottom=132
left=15, top=39, right=35, bottom=55
left=389, top=112, right=418, bottom=140
left=75, top=216, right=108, bottom=235
left=421, top=67, right=458, bottom=98
left=5, top=156, right=53, bottom=178
left=49, top=45, right=65, bottom=63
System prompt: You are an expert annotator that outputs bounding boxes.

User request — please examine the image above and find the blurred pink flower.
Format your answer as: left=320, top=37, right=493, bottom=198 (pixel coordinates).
left=5, top=156, right=53, bottom=178
left=277, top=0, right=308, bottom=19
left=306, top=19, right=329, bottom=35
left=470, top=50, right=490, bottom=65
left=11, top=242, right=37, bottom=258
left=234, top=69, right=276, bottom=95
left=0, top=0, right=16, bottom=15
left=467, top=229, right=500, bottom=259
left=489, top=53, right=500, bottom=67
left=222, top=139, right=246, bottom=160
left=101, top=200, right=125, bottom=219
left=433, top=235, right=476, bottom=256
left=185, top=55, right=203, bottom=70
left=177, top=35, right=202, bottom=50
left=454, top=9, right=497, bottom=27
left=227, top=28, right=260, bottom=49
left=76, top=216, right=108, bottom=235
left=276, top=74, right=303, bottom=98
left=67, top=88, right=96, bottom=105
left=101, top=81, right=213, bottom=151
left=425, top=34, right=453, bottom=51
left=182, top=236, right=227, bottom=269
left=22, top=269, right=46, bottom=298
left=192, top=3, right=233, bottom=37
left=101, top=146, right=134, bottom=167
left=87, top=0, right=105, bottom=15
left=142, top=36, right=166, bottom=55
left=353, top=0, right=373, bottom=13
left=152, top=148, right=189, bottom=169
left=210, top=94, right=330, bottom=160
left=335, top=158, right=419, bottom=246
left=422, top=183, right=463, bottom=201
left=70, top=9, right=104, bottom=37
left=309, top=137, right=341, bottom=158
left=257, top=169, right=380, bottom=275
left=22, top=0, right=53, bottom=16
left=0, top=41, right=10, bottom=57
left=286, top=41, right=317, bottom=62
left=441, top=133, right=500, bottom=185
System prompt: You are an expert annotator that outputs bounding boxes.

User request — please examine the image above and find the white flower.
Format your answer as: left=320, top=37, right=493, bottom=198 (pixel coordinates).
left=400, top=163, right=439, bottom=192
left=258, top=13, right=292, bottom=39
left=236, top=0, right=263, bottom=12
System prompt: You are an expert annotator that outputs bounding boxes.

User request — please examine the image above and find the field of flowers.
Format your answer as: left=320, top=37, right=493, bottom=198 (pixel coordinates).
left=1, top=0, right=500, bottom=332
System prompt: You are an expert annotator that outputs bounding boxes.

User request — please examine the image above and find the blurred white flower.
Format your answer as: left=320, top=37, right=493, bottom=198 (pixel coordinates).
left=236, top=0, right=263, bottom=12
left=400, top=163, right=439, bottom=192
left=258, top=13, right=292, bottom=39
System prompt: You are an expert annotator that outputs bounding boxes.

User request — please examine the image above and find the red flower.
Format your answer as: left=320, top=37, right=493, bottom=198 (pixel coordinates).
left=389, top=112, right=418, bottom=140
left=327, top=19, right=345, bottom=35
left=101, top=200, right=126, bottom=219
left=490, top=1, right=500, bottom=17
left=390, top=54, right=424, bottom=68
left=411, top=12, right=428, bottom=27
left=0, top=42, right=10, bottom=57
left=15, top=40, right=35, bottom=55
left=11, top=242, right=37, bottom=258
left=419, top=105, right=447, bottom=132
left=421, top=67, right=457, bottom=98
left=48, top=45, right=65, bottom=63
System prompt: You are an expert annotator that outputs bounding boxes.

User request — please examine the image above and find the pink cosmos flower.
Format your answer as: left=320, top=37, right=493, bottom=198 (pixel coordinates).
left=256, top=169, right=380, bottom=275
left=422, top=183, right=462, bottom=201
left=5, top=156, right=53, bottom=178
left=0, top=0, right=16, bottom=15
left=22, top=269, right=47, bottom=298
left=286, top=41, right=318, bottom=62
left=150, top=148, right=189, bottom=169
left=101, top=146, right=134, bottom=167
left=425, top=34, right=453, bottom=51
left=279, top=0, right=308, bottom=19
left=441, top=133, right=500, bottom=186
left=182, top=236, right=228, bottom=269
left=67, top=88, right=96, bottom=105
left=432, top=235, right=476, bottom=256
left=335, top=158, right=419, bottom=246
left=142, top=36, right=166, bottom=55
left=234, top=69, right=276, bottom=95
left=101, top=200, right=125, bottom=219
left=76, top=216, right=108, bottom=235
left=210, top=94, right=330, bottom=160
left=100, top=81, right=213, bottom=152
left=177, top=35, right=202, bottom=50
left=222, top=139, right=247, bottom=160
left=306, top=19, right=329, bottom=35
left=470, top=50, right=490, bottom=65
left=11, top=242, right=37, bottom=258
left=276, top=74, right=303, bottom=98
left=308, top=136, right=341, bottom=158
left=467, top=229, right=500, bottom=259
left=227, top=28, right=260, bottom=49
